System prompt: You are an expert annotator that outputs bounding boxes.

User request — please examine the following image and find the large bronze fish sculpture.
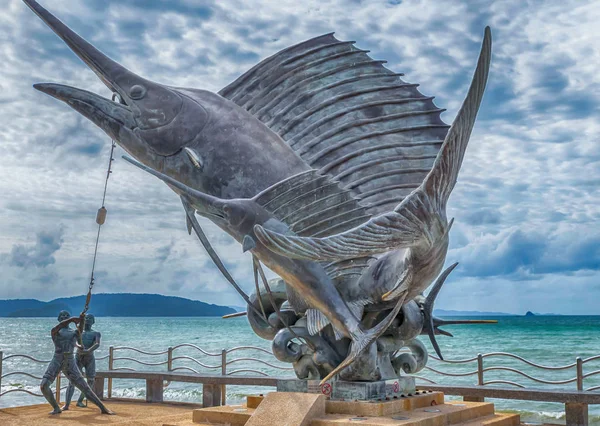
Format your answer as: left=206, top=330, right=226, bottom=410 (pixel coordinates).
left=23, top=0, right=491, bottom=383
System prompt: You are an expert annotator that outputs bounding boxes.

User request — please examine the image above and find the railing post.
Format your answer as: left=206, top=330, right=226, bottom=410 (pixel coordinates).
left=108, top=346, right=114, bottom=399
left=477, top=353, right=484, bottom=386
left=0, top=351, right=3, bottom=400
left=221, top=349, right=227, bottom=406
left=55, top=372, right=61, bottom=404
left=203, top=384, right=222, bottom=408
left=577, top=357, right=583, bottom=391
left=146, top=378, right=164, bottom=403
left=167, top=347, right=173, bottom=372
left=566, top=403, right=588, bottom=426
left=93, top=375, right=105, bottom=400
left=569, top=356, right=589, bottom=424
left=464, top=353, right=485, bottom=402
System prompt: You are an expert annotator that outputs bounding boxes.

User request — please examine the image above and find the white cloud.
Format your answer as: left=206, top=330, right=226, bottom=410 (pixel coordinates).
left=0, top=0, right=598, bottom=313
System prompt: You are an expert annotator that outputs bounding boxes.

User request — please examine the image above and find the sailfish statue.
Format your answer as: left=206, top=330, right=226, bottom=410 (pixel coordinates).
left=24, top=0, right=491, bottom=383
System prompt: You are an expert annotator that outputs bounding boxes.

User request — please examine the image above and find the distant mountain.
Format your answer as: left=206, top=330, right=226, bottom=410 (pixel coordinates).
left=434, top=309, right=516, bottom=317
left=1, top=294, right=235, bottom=317
left=0, top=299, right=47, bottom=316
left=9, top=302, right=73, bottom=318
left=228, top=305, right=246, bottom=313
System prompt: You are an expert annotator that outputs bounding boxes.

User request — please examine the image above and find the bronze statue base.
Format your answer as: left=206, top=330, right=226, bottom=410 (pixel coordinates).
left=276, top=377, right=416, bottom=401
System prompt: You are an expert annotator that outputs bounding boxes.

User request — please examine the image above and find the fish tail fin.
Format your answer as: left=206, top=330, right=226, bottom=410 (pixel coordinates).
left=319, top=294, right=407, bottom=385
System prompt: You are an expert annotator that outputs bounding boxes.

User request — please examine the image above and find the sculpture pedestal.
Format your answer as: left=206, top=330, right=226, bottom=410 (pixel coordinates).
left=276, top=377, right=416, bottom=400
left=192, top=388, right=520, bottom=425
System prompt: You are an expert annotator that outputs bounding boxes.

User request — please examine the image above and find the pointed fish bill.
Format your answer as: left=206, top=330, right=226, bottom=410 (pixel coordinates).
left=34, top=83, right=135, bottom=139
left=23, top=0, right=136, bottom=95
left=33, top=81, right=157, bottom=164
left=25, top=0, right=186, bottom=157
left=254, top=27, right=492, bottom=261
left=24, top=0, right=130, bottom=95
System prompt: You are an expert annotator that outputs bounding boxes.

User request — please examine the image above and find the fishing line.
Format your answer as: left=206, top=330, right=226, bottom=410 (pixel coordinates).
left=79, top=93, right=120, bottom=332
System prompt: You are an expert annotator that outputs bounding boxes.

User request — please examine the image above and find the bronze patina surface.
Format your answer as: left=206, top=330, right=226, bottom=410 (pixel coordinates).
left=23, top=0, right=491, bottom=384
left=39, top=311, right=112, bottom=415
left=64, top=314, right=101, bottom=409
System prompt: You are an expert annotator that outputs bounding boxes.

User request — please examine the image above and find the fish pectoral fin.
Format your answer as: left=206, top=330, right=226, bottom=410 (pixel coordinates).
left=306, top=309, right=331, bottom=335
left=184, top=147, right=204, bottom=170
left=242, top=235, right=257, bottom=252
left=186, top=213, right=193, bottom=235
left=381, top=266, right=413, bottom=302
left=307, top=308, right=344, bottom=340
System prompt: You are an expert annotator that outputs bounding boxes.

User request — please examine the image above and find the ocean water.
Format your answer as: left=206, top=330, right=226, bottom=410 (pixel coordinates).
left=1, top=315, right=600, bottom=425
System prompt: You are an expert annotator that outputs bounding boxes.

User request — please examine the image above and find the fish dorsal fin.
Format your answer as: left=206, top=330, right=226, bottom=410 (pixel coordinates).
left=221, top=33, right=448, bottom=216
left=253, top=169, right=370, bottom=238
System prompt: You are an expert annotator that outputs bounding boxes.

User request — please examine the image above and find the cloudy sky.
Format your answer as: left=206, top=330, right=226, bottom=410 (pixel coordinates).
left=0, top=0, right=598, bottom=314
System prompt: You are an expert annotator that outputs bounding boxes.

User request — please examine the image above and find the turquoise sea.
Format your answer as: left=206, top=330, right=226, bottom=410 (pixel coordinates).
left=1, top=315, right=600, bottom=425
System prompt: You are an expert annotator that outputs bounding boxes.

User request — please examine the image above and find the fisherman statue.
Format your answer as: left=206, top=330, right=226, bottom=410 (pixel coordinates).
left=24, top=0, right=494, bottom=385
left=63, top=313, right=101, bottom=410
left=40, top=310, right=113, bottom=415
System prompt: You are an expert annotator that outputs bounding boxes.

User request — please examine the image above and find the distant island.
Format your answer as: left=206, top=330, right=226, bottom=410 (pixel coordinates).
left=434, top=309, right=516, bottom=316
left=0, top=297, right=560, bottom=318
left=435, top=309, right=560, bottom=317
left=0, top=293, right=235, bottom=317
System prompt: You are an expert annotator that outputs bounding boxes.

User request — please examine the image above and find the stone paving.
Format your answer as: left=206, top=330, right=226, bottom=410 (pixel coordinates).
left=0, top=400, right=199, bottom=426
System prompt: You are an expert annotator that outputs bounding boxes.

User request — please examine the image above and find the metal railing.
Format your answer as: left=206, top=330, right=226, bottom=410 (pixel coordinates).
left=3, top=347, right=600, bottom=406
left=0, top=350, right=109, bottom=404
left=0, top=345, right=293, bottom=406
left=0, top=345, right=291, bottom=406
left=411, top=352, right=600, bottom=391
left=106, top=344, right=293, bottom=404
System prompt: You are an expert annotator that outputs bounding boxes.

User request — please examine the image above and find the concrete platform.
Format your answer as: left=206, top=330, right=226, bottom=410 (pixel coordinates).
left=325, top=391, right=444, bottom=416
left=246, top=392, right=325, bottom=426
left=0, top=400, right=200, bottom=426
left=193, top=393, right=521, bottom=426
left=0, top=397, right=527, bottom=426
left=192, top=403, right=256, bottom=425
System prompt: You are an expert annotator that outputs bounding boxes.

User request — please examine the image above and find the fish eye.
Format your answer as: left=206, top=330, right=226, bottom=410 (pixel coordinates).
left=129, top=85, right=147, bottom=100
